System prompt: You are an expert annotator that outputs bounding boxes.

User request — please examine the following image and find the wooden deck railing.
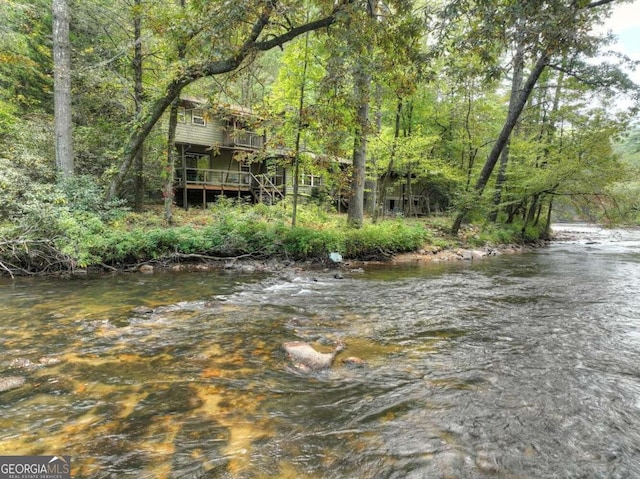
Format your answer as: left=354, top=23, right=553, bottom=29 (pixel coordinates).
left=176, top=168, right=253, bottom=188
left=175, top=168, right=284, bottom=194
left=223, top=130, right=264, bottom=149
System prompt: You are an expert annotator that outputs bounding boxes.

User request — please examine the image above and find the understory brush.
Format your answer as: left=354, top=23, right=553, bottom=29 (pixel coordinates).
left=0, top=199, right=541, bottom=276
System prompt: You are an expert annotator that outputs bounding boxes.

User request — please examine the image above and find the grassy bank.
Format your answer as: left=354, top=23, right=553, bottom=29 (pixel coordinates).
left=0, top=199, right=546, bottom=277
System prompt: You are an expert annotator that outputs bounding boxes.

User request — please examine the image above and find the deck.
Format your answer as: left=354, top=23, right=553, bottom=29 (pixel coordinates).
left=175, top=168, right=284, bottom=206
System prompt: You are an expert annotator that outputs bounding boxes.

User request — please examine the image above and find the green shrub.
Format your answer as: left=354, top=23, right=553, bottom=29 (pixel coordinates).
left=283, top=227, right=345, bottom=259
left=344, top=221, right=428, bottom=258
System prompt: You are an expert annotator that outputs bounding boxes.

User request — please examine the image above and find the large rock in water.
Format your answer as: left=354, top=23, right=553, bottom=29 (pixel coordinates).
left=0, top=376, right=25, bottom=392
left=283, top=341, right=344, bottom=372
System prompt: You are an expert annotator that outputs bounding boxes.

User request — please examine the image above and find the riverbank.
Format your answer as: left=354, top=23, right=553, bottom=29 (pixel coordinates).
left=122, top=236, right=546, bottom=277
left=0, top=204, right=548, bottom=278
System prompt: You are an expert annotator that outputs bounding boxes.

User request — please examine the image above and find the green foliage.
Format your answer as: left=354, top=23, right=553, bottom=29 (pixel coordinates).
left=344, top=221, right=428, bottom=258
left=283, top=217, right=429, bottom=260
left=0, top=0, right=53, bottom=115
left=284, top=227, right=346, bottom=259
left=93, top=225, right=216, bottom=263
left=1, top=195, right=551, bottom=275
left=83, top=202, right=294, bottom=265
left=1, top=114, right=55, bottom=181
left=0, top=166, right=130, bottom=268
left=465, top=220, right=546, bottom=247
left=610, top=126, right=640, bottom=224
left=0, top=0, right=637, bottom=268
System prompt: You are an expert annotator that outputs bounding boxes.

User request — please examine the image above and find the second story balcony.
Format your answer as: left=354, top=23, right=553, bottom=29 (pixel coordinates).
left=223, top=129, right=265, bottom=150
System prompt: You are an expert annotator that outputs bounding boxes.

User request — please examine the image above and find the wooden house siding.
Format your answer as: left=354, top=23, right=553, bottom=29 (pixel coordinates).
left=175, top=117, right=224, bottom=146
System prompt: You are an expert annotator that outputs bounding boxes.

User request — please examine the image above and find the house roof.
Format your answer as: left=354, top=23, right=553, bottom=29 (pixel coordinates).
left=179, top=96, right=257, bottom=119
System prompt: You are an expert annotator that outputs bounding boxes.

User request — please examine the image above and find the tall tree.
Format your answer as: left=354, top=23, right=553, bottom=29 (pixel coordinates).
left=291, top=26, right=311, bottom=227
left=342, top=0, right=418, bottom=227
left=449, top=0, right=623, bottom=234
left=347, top=45, right=372, bottom=228
left=52, top=0, right=73, bottom=177
left=488, top=35, right=525, bottom=222
left=163, top=0, right=186, bottom=225
left=132, top=0, right=144, bottom=210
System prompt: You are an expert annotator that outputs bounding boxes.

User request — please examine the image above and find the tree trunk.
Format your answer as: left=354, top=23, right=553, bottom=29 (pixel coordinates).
left=451, top=52, right=550, bottom=234
left=373, top=99, right=402, bottom=222
left=463, top=87, right=475, bottom=191
left=292, top=26, right=311, bottom=228
left=53, top=0, right=73, bottom=177
left=164, top=100, right=179, bottom=225
left=133, top=0, right=144, bottom=211
left=347, top=61, right=371, bottom=229
left=489, top=36, right=526, bottom=222
left=163, top=0, right=187, bottom=224
left=543, top=197, right=554, bottom=238
left=522, top=193, right=540, bottom=236
left=347, top=96, right=368, bottom=228
left=368, top=84, right=384, bottom=218
left=405, top=170, right=414, bottom=217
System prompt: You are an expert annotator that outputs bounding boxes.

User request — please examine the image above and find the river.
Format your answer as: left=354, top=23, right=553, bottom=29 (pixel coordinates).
left=1, top=224, right=639, bottom=478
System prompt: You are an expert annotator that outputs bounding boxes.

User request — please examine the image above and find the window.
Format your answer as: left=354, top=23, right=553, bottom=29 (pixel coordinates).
left=192, top=109, right=206, bottom=126
left=298, top=171, right=322, bottom=186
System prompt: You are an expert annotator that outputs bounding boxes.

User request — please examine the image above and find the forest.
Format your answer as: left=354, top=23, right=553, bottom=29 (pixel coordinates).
left=1, top=0, right=640, bottom=275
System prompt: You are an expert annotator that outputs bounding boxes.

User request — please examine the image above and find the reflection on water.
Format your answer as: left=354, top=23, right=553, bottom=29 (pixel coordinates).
left=1, top=224, right=640, bottom=478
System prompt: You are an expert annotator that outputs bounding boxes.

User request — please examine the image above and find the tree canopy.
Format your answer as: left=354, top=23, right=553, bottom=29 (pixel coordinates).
left=1, top=0, right=639, bottom=233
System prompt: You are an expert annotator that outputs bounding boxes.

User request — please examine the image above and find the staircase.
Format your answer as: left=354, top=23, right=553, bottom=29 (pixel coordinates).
left=251, top=174, right=285, bottom=204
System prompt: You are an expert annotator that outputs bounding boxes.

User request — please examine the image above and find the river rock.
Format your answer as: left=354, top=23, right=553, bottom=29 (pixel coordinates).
left=329, top=252, right=343, bottom=263
left=10, top=358, right=37, bottom=369
left=132, top=306, right=154, bottom=315
left=283, top=341, right=344, bottom=372
left=138, top=264, right=154, bottom=273
left=38, top=356, right=62, bottom=366
left=0, top=376, right=26, bottom=392
left=341, top=356, right=366, bottom=367
left=10, top=357, right=62, bottom=369
left=475, top=448, right=500, bottom=473
left=461, top=249, right=486, bottom=260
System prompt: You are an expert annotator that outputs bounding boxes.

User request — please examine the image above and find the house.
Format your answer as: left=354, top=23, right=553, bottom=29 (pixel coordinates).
left=173, top=97, right=281, bottom=207
left=372, top=171, right=451, bottom=217
left=173, top=97, right=331, bottom=208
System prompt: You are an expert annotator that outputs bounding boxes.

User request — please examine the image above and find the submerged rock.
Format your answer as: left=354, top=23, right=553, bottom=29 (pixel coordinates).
left=341, top=356, right=366, bottom=367
left=10, top=358, right=37, bottom=369
left=475, top=448, right=501, bottom=473
left=283, top=341, right=344, bottom=372
left=0, top=376, right=26, bottom=393
left=38, top=356, right=62, bottom=367
left=9, top=357, right=61, bottom=370
left=131, top=306, right=154, bottom=315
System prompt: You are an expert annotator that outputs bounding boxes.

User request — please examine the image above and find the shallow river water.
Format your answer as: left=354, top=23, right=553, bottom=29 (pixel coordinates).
left=1, top=224, right=640, bottom=478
